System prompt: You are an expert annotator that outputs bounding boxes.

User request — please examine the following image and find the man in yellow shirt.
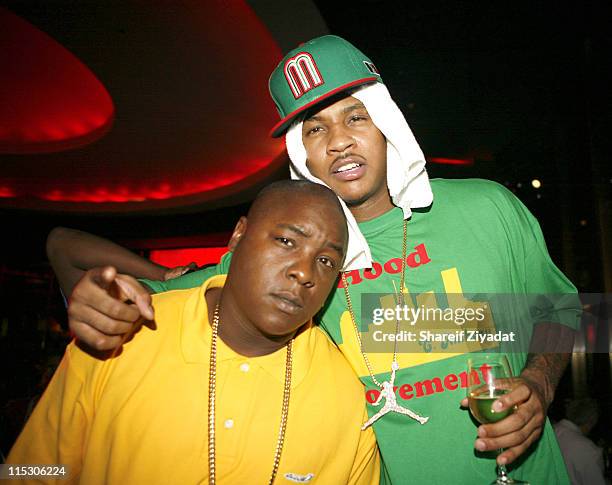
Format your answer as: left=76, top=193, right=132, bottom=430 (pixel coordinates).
left=6, top=181, right=380, bottom=484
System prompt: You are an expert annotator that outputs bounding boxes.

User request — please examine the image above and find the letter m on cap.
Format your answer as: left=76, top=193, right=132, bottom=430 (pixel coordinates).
left=284, top=52, right=324, bottom=99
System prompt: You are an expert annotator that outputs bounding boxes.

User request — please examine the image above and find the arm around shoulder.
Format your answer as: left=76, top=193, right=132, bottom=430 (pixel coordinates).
left=47, top=227, right=168, bottom=296
left=142, top=251, right=233, bottom=293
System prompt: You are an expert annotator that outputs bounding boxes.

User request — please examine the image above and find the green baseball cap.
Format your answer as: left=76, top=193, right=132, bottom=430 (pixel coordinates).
left=268, top=35, right=384, bottom=137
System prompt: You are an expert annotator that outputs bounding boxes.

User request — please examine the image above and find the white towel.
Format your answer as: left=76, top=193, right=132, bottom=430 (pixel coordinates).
left=286, top=83, right=433, bottom=271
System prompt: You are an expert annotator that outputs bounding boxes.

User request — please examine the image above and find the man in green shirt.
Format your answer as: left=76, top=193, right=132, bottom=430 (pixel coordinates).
left=58, top=36, right=578, bottom=484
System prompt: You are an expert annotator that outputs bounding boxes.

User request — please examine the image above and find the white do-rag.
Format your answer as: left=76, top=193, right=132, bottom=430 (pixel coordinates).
left=285, top=82, right=434, bottom=271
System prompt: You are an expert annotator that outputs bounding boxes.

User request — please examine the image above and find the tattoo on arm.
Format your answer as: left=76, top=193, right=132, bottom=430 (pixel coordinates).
left=521, top=353, right=570, bottom=409
left=520, top=323, right=575, bottom=409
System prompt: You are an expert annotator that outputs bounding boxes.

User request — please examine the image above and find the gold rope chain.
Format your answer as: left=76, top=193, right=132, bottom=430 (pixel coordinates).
left=208, top=303, right=293, bottom=485
left=341, top=219, right=408, bottom=389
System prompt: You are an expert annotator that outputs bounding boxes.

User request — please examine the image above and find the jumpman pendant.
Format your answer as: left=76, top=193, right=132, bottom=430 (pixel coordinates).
left=361, top=362, right=429, bottom=430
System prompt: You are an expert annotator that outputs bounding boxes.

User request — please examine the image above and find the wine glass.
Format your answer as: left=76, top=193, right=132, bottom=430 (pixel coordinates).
left=467, top=354, right=528, bottom=484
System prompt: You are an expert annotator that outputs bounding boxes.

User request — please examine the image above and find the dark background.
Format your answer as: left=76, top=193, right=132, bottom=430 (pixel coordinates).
left=1, top=0, right=610, bottom=463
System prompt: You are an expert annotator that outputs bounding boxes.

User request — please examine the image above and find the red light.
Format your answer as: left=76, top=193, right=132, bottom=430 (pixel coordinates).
left=586, top=323, right=595, bottom=347
left=0, top=186, right=15, bottom=197
left=428, top=157, right=473, bottom=166
left=150, top=247, right=227, bottom=268
left=0, top=7, right=114, bottom=154
left=0, top=1, right=284, bottom=211
left=28, top=158, right=274, bottom=203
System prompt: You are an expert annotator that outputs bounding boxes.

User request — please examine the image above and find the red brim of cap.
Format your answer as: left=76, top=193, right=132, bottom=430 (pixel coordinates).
left=269, top=77, right=379, bottom=138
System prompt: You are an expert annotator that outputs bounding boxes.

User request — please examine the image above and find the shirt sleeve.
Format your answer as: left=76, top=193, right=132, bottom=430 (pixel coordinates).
left=496, top=184, right=581, bottom=330
left=5, top=344, right=93, bottom=484
left=346, top=406, right=381, bottom=485
left=520, top=204, right=581, bottom=329
left=140, top=251, right=233, bottom=294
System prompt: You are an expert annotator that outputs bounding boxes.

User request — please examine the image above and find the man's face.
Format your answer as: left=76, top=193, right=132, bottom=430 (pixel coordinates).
left=226, top=192, right=347, bottom=337
left=301, top=96, right=389, bottom=214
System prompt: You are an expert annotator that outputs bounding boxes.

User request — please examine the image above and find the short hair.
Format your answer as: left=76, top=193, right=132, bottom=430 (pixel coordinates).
left=249, top=180, right=346, bottom=226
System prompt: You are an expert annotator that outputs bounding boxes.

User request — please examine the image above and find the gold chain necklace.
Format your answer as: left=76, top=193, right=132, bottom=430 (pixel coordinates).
left=342, top=220, right=429, bottom=427
left=207, top=303, right=293, bottom=484
left=341, top=219, right=407, bottom=388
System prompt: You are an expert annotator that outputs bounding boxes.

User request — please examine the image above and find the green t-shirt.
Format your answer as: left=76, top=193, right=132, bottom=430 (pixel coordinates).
left=143, top=179, right=579, bottom=484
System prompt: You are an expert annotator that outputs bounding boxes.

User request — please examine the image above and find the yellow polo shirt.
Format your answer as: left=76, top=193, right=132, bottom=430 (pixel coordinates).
left=7, top=275, right=379, bottom=484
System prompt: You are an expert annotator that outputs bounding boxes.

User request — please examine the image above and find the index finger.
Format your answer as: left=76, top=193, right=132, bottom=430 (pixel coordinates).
left=478, top=386, right=537, bottom=438
left=114, top=274, right=154, bottom=320
left=71, top=274, right=142, bottom=323
left=478, top=403, right=535, bottom=438
left=494, top=383, right=531, bottom=411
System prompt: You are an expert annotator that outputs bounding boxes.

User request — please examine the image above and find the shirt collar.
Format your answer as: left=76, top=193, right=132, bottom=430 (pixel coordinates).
left=357, top=206, right=403, bottom=237
left=180, top=274, right=313, bottom=388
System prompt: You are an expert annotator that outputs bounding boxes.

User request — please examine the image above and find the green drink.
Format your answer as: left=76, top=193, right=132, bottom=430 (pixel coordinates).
left=467, top=355, right=528, bottom=483
left=469, top=389, right=512, bottom=424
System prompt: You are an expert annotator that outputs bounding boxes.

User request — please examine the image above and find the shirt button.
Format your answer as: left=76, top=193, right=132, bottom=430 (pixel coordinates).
left=224, top=419, right=234, bottom=429
left=240, top=363, right=250, bottom=373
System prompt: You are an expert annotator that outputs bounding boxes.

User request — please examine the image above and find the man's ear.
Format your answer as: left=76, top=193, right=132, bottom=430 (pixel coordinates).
left=227, top=216, right=247, bottom=252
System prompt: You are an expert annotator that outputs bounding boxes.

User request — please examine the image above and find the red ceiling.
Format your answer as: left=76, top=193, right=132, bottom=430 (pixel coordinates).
left=0, top=1, right=285, bottom=211
left=0, top=8, right=114, bottom=154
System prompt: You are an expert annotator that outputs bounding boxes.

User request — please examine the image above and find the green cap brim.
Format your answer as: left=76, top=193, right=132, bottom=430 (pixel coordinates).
left=269, top=77, right=378, bottom=137
left=268, top=35, right=384, bottom=138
